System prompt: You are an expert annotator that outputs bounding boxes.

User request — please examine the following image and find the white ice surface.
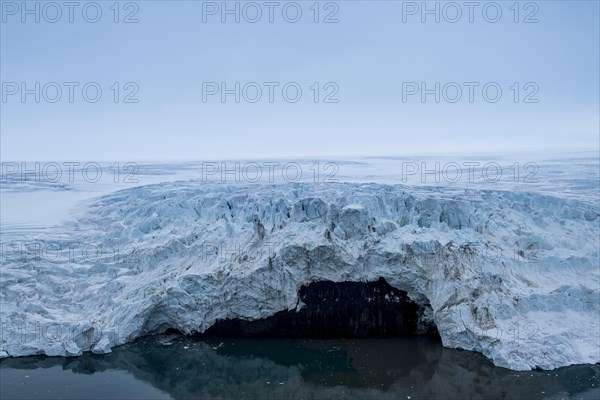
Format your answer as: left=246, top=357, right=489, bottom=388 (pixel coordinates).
left=1, top=151, right=598, bottom=370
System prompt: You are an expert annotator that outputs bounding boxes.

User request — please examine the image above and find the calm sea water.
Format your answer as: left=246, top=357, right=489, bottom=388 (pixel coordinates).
left=1, top=335, right=598, bottom=400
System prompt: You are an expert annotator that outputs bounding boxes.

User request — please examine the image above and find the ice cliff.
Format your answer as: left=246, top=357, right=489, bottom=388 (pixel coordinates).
left=1, top=181, right=599, bottom=370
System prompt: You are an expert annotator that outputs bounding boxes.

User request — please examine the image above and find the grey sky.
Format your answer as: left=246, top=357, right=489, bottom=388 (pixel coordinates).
left=1, top=0, right=599, bottom=160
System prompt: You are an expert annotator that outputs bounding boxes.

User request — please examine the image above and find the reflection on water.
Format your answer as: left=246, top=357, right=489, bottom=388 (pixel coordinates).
left=1, top=336, right=599, bottom=400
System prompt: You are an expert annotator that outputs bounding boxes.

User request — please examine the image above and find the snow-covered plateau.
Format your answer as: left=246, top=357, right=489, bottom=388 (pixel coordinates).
left=1, top=154, right=599, bottom=371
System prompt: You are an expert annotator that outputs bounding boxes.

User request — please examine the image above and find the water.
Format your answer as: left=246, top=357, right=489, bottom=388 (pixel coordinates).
left=1, top=336, right=598, bottom=400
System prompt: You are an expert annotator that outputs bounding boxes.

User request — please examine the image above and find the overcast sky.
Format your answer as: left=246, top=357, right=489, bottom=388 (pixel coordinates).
left=1, top=0, right=599, bottom=161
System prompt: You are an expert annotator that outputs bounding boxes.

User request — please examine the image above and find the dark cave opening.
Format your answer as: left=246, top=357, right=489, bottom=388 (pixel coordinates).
left=195, top=278, right=439, bottom=339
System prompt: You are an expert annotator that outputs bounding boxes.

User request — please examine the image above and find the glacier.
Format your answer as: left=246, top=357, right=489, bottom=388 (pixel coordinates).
left=1, top=176, right=599, bottom=371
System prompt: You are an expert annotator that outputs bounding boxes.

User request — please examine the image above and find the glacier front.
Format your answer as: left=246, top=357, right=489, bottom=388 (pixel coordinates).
left=1, top=180, right=599, bottom=371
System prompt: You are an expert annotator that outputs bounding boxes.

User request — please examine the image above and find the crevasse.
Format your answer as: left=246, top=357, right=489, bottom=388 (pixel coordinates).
left=1, top=182, right=598, bottom=371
